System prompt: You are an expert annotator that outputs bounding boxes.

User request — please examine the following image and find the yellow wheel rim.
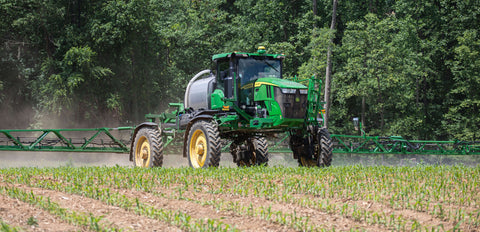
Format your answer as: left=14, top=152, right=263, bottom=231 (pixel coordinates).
left=189, top=129, right=207, bottom=168
left=135, top=136, right=151, bottom=167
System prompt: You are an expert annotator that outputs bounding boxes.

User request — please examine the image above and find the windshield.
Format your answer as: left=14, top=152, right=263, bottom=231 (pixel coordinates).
left=238, top=58, right=281, bottom=86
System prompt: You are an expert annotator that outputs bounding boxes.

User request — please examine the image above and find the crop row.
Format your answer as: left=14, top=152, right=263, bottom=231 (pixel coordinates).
left=1, top=165, right=479, bottom=231
left=8, top=165, right=477, bottom=209
left=1, top=219, right=21, bottom=232
left=0, top=185, right=117, bottom=231
left=0, top=183, right=239, bottom=232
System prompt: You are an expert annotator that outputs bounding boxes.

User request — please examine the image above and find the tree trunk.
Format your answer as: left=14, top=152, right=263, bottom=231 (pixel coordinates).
left=362, top=95, right=366, bottom=135
left=376, top=75, right=384, bottom=131
left=323, top=0, right=338, bottom=128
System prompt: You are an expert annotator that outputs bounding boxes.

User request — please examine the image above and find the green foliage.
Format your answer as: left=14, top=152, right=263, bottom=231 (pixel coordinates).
left=333, top=13, right=425, bottom=136
left=298, top=27, right=335, bottom=80
left=37, top=46, right=112, bottom=117
left=0, top=0, right=479, bottom=140
left=1, top=165, right=479, bottom=231
left=444, top=30, right=480, bottom=140
left=0, top=219, right=20, bottom=232
left=26, top=216, right=38, bottom=226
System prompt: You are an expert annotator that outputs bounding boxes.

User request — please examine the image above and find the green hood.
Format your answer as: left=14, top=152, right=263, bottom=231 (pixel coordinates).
left=255, top=77, right=307, bottom=89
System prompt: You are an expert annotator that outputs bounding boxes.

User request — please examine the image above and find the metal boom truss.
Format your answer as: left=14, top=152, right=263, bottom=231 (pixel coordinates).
left=1, top=128, right=479, bottom=156
left=0, top=127, right=133, bottom=153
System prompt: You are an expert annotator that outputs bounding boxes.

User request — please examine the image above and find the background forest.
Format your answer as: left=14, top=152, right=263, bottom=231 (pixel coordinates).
left=0, top=0, right=479, bottom=141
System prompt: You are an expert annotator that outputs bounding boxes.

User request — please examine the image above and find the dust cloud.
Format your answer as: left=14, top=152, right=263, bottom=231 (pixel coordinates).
left=0, top=152, right=300, bottom=168
left=0, top=152, right=204, bottom=168
left=1, top=152, right=477, bottom=168
left=333, top=153, right=480, bottom=167
left=0, top=152, right=132, bottom=168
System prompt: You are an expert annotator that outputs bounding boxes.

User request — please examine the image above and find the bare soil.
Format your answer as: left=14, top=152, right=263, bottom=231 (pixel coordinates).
left=1, top=152, right=477, bottom=231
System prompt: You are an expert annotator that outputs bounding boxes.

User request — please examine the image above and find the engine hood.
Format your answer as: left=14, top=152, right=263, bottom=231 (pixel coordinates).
left=254, top=77, right=307, bottom=89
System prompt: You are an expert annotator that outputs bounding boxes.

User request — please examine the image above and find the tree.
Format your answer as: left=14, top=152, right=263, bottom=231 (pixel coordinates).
left=444, top=30, right=480, bottom=140
left=298, top=28, right=334, bottom=89
left=0, top=0, right=479, bottom=142
left=323, top=0, right=338, bottom=128
left=334, top=14, right=425, bottom=136
left=393, top=0, right=480, bottom=139
left=38, top=46, right=113, bottom=118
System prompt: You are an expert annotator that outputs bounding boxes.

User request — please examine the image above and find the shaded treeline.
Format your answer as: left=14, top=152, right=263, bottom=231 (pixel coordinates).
left=0, top=0, right=479, bottom=140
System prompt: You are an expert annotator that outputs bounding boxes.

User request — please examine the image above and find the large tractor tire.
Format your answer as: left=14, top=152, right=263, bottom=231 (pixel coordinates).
left=230, top=137, right=269, bottom=167
left=186, top=120, right=221, bottom=168
left=133, top=127, right=163, bottom=167
left=291, top=127, right=333, bottom=167
left=317, top=127, right=333, bottom=167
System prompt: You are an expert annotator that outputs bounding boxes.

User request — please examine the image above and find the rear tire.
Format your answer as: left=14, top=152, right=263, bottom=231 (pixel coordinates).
left=186, top=120, right=221, bottom=168
left=317, top=127, right=333, bottom=167
left=133, top=128, right=163, bottom=167
left=291, top=127, right=332, bottom=167
left=231, top=137, right=269, bottom=167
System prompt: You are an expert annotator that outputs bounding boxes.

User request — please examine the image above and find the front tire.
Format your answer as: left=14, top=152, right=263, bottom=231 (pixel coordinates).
left=133, top=128, right=163, bottom=167
left=186, top=120, right=221, bottom=168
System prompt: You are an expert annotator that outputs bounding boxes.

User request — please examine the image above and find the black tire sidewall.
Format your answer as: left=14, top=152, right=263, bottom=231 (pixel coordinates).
left=133, top=128, right=163, bottom=168
left=252, top=137, right=269, bottom=165
left=317, top=127, right=333, bottom=167
left=187, top=121, right=220, bottom=168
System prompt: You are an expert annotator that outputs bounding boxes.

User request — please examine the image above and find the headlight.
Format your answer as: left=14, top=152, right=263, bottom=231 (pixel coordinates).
left=280, top=88, right=297, bottom=94
left=299, top=89, right=308, bottom=94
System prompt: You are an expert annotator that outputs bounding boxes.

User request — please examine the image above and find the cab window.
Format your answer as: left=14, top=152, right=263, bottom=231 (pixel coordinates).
left=216, top=59, right=229, bottom=91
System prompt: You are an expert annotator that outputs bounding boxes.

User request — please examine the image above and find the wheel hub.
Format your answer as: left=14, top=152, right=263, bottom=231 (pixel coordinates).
left=141, top=147, right=148, bottom=159
left=196, top=143, right=204, bottom=155
left=135, top=135, right=151, bottom=167
left=189, top=129, right=208, bottom=168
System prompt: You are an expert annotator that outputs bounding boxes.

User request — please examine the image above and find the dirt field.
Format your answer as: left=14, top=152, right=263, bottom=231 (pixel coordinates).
left=0, top=153, right=479, bottom=231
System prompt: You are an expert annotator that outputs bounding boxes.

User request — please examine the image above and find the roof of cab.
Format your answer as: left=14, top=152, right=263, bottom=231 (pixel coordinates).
left=212, top=51, right=285, bottom=61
